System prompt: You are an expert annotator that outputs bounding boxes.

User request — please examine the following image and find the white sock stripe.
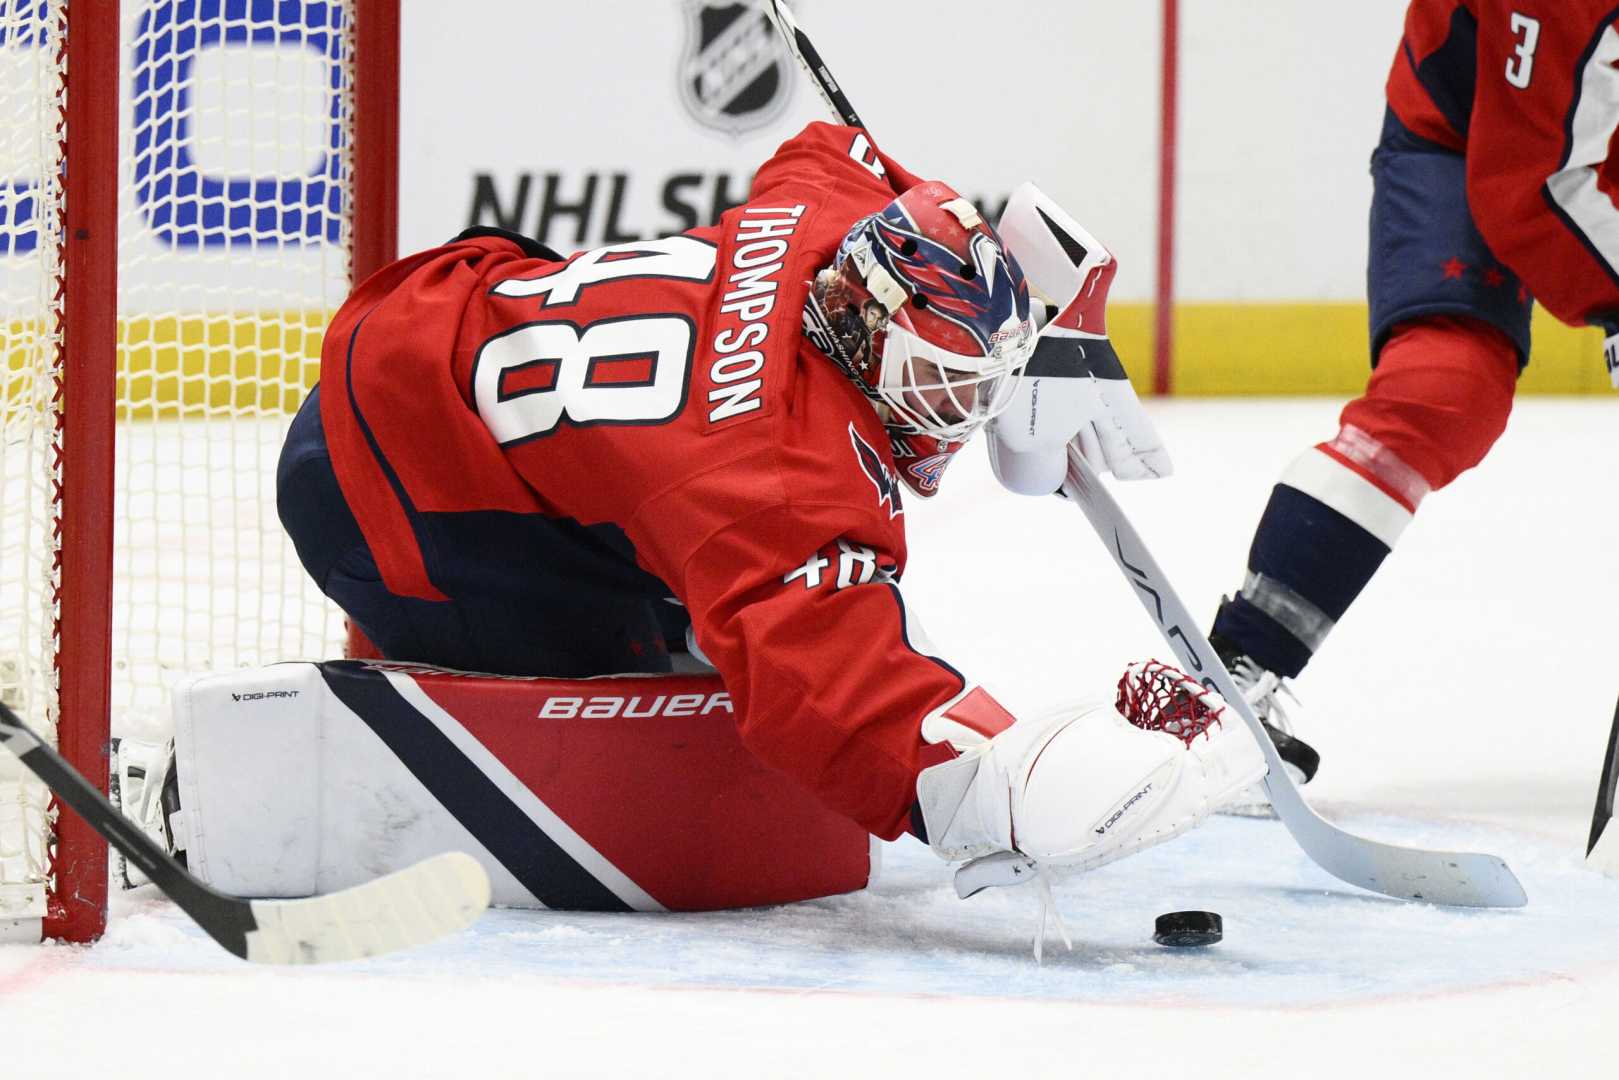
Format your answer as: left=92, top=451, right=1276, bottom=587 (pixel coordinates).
left=1547, top=22, right=1619, bottom=277
left=1241, top=570, right=1336, bottom=652
left=1279, top=448, right=1413, bottom=549
left=1327, top=424, right=1430, bottom=508
left=382, top=671, right=666, bottom=913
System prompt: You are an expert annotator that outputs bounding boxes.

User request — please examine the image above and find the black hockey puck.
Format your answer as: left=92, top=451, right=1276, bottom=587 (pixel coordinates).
left=1153, top=910, right=1223, bottom=947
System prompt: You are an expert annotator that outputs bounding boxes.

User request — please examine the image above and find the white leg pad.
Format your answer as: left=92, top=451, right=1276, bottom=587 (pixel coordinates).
left=174, top=663, right=394, bottom=898
left=169, top=661, right=875, bottom=911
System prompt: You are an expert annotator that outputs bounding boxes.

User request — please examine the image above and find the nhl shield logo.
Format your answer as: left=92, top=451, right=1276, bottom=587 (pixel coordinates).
left=679, top=1, right=795, bottom=137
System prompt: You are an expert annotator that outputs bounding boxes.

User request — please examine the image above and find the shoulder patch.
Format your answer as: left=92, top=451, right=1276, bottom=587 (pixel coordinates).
left=849, top=423, right=903, bottom=519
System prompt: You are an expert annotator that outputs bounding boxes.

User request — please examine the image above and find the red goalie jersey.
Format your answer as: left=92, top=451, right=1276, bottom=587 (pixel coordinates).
left=1387, top=0, right=1619, bottom=328
left=319, top=124, right=1008, bottom=840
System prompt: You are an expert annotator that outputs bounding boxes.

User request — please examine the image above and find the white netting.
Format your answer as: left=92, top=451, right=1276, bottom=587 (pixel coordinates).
left=0, top=0, right=67, bottom=923
left=116, top=0, right=353, bottom=721
left=2, top=0, right=358, bottom=930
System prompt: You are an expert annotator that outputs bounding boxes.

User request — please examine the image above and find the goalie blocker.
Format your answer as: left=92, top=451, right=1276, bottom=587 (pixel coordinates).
left=161, top=661, right=873, bottom=911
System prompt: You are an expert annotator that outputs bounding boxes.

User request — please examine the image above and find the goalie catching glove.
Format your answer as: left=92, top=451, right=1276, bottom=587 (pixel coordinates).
left=915, top=662, right=1265, bottom=929
left=986, top=183, right=1171, bottom=494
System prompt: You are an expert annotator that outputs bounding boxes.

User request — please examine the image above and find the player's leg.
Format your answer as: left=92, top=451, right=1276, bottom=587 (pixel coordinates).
left=1209, top=109, right=1529, bottom=788
left=277, top=385, right=677, bottom=678
left=1211, top=315, right=1518, bottom=677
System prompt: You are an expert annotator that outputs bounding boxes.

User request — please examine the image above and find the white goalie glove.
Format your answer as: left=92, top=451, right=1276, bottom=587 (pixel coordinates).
left=987, top=183, right=1171, bottom=495
left=916, top=662, right=1264, bottom=903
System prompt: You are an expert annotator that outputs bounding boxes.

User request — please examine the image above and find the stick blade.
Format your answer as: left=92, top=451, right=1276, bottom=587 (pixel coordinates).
left=243, top=852, right=491, bottom=965
left=1296, top=821, right=1526, bottom=907
left=1260, top=771, right=1527, bottom=908
left=1427, top=854, right=1527, bottom=909
left=1588, top=697, right=1619, bottom=879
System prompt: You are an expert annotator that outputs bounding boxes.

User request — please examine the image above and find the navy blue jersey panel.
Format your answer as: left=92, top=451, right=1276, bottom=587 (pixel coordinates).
left=1409, top=6, right=1478, bottom=139
left=278, top=386, right=677, bottom=678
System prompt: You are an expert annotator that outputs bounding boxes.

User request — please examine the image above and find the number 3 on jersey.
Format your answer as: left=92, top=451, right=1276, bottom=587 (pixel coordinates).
left=1505, top=12, right=1540, bottom=90
left=474, top=237, right=718, bottom=444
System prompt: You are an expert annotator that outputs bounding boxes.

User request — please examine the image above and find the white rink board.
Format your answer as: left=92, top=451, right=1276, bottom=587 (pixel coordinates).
left=0, top=1, right=1420, bottom=311
left=400, top=0, right=1413, bottom=302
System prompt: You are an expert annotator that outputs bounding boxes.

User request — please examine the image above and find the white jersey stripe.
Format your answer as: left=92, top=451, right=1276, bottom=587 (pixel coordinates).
left=1547, top=21, right=1619, bottom=278
left=1279, top=447, right=1414, bottom=550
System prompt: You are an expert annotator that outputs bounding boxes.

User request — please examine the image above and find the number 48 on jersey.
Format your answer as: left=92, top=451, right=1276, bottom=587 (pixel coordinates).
left=473, top=237, right=719, bottom=446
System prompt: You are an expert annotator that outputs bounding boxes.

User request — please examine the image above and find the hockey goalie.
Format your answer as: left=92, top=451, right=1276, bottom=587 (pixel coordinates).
left=119, top=122, right=1264, bottom=939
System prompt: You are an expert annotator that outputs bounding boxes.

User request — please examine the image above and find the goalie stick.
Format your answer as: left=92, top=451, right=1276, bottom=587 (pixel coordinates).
left=1060, top=448, right=1526, bottom=907
left=0, top=699, right=491, bottom=963
left=761, top=0, right=1524, bottom=907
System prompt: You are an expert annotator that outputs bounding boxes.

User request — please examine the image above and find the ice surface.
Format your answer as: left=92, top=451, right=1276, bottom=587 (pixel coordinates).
left=5, top=399, right=1618, bottom=1078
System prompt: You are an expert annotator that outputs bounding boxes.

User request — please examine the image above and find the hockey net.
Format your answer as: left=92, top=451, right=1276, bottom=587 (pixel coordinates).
left=0, top=0, right=396, bottom=942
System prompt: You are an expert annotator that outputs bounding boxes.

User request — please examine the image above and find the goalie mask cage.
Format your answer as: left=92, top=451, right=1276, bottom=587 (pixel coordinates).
left=0, top=0, right=398, bottom=944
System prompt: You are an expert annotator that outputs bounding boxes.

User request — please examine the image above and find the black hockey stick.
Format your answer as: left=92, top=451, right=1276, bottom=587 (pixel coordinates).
left=762, top=0, right=862, bottom=128
left=1587, top=695, right=1619, bottom=876
left=0, top=699, right=490, bottom=963
left=762, top=0, right=1524, bottom=908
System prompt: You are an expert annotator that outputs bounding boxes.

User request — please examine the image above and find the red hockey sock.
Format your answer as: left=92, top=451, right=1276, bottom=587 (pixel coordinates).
left=1339, top=315, right=1519, bottom=494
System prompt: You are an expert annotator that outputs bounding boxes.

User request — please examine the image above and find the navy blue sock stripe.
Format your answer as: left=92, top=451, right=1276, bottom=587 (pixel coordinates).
left=1248, top=484, right=1392, bottom=619
left=1211, top=594, right=1315, bottom=679
left=1213, top=483, right=1397, bottom=678
left=318, top=661, right=634, bottom=912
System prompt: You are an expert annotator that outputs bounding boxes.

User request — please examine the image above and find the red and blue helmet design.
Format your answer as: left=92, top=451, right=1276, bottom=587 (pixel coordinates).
left=805, top=181, right=1036, bottom=497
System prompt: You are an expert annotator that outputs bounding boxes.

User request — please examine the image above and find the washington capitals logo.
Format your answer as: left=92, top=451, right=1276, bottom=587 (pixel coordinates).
left=850, top=423, right=903, bottom=519
left=678, top=2, right=794, bottom=137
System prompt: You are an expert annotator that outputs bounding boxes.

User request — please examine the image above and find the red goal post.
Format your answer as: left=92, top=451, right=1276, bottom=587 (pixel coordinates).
left=0, top=0, right=399, bottom=944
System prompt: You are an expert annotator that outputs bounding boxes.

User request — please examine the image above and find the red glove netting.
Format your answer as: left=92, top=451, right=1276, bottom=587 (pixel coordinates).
left=1115, top=660, right=1227, bottom=748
